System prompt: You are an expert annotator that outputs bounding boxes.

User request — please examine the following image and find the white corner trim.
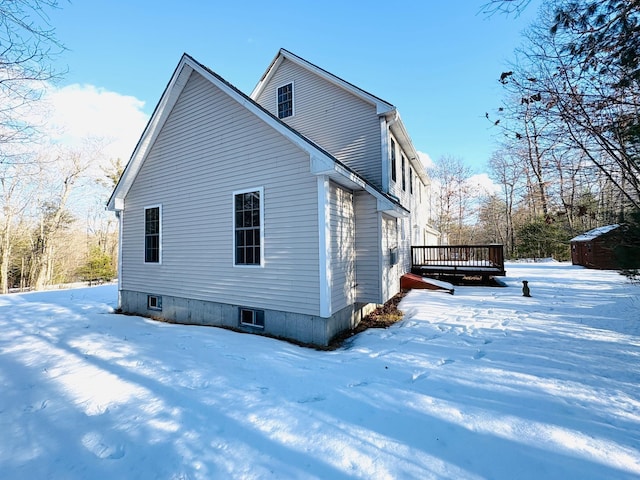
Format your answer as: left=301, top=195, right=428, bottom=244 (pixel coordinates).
left=380, top=116, right=390, bottom=194
left=318, top=176, right=331, bottom=318
left=115, top=210, right=124, bottom=307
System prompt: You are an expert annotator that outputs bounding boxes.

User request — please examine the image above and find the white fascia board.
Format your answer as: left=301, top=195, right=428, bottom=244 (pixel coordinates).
left=310, top=152, right=407, bottom=218
left=332, top=162, right=407, bottom=217
left=375, top=194, right=407, bottom=218
left=309, top=154, right=336, bottom=176
left=332, top=163, right=367, bottom=190
left=250, top=54, right=284, bottom=100
left=107, top=59, right=193, bottom=211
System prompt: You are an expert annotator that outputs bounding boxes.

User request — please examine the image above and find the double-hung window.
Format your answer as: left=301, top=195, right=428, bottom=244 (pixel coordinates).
left=390, top=139, right=397, bottom=182
left=277, top=83, right=293, bottom=119
left=409, top=167, right=414, bottom=194
left=144, top=205, right=161, bottom=263
left=234, top=188, right=263, bottom=266
left=401, top=155, right=407, bottom=191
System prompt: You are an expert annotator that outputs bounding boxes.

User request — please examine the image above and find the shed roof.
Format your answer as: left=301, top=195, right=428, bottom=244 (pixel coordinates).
left=570, top=224, right=620, bottom=242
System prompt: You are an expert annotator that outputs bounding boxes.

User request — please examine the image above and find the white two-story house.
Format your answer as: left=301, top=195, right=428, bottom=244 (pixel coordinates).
left=108, top=49, right=439, bottom=346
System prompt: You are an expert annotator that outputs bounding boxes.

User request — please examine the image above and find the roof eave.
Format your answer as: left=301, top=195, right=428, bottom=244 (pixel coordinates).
left=107, top=54, right=195, bottom=211
left=109, top=52, right=407, bottom=219
left=385, top=110, right=430, bottom=184
left=310, top=155, right=408, bottom=217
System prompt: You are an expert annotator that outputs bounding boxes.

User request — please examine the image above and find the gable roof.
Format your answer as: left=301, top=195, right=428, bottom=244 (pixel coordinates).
left=251, top=48, right=395, bottom=115
left=570, top=224, right=621, bottom=242
left=107, top=53, right=407, bottom=217
left=251, top=48, right=429, bottom=184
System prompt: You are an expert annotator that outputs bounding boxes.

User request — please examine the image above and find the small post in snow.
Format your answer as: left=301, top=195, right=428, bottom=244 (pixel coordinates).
left=522, top=280, right=531, bottom=297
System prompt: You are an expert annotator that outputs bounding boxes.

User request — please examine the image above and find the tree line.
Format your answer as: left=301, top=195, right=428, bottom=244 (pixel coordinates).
left=0, top=1, right=119, bottom=293
left=2, top=0, right=638, bottom=293
left=432, top=0, right=640, bottom=273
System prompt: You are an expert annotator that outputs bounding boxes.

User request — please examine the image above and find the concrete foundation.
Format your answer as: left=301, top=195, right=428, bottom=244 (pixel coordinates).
left=119, top=290, right=377, bottom=346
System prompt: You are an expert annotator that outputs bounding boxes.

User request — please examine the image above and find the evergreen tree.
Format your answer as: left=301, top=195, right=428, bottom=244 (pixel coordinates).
left=77, top=246, right=116, bottom=284
left=615, top=209, right=640, bottom=280
left=516, top=217, right=571, bottom=260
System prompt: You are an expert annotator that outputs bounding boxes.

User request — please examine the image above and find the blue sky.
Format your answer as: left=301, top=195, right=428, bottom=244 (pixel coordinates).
left=47, top=0, right=541, bottom=173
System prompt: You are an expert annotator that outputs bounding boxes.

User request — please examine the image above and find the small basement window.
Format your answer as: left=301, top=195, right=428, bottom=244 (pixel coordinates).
left=147, top=295, right=162, bottom=311
left=239, top=308, right=265, bottom=328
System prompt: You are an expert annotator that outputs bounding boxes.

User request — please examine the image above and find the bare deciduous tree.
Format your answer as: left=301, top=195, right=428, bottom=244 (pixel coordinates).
left=1, top=0, right=63, bottom=162
left=480, top=0, right=533, bottom=17
left=432, top=155, right=477, bottom=244
left=30, top=150, right=87, bottom=289
left=496, top=1, right=640, bottom=212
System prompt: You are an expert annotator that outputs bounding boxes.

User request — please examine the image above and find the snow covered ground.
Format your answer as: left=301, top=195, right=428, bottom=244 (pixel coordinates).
left=0, top=262, right=639, bottom=479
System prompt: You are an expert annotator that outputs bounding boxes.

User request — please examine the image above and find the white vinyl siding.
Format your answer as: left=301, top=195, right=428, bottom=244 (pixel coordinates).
left=398, top=217, right=412, bottom=274
left=354, top=191, right=381, bottom=303
left=388, top=133, right=415, bottom=208
left=254, top=58, right=383, bottom=188
left=381, top=214, right=401, bottom=302
left=388, top=131, right=437, bottom=251
left=121, top=70, right=321, bottom=316
left=329, top=182, right=355, bottom=312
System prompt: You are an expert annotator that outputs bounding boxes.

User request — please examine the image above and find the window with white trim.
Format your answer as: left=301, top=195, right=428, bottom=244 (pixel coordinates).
left=277, top=83, right=293, bottom=119
left=145, top=206, right=161, bottom=263
left=234, top=189, right=263, bottom=266
left=401, top=155, right=407, bottom=191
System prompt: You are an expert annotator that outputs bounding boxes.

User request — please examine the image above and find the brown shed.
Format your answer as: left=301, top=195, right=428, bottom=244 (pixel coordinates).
left=570, top=224, right=622, bottom=270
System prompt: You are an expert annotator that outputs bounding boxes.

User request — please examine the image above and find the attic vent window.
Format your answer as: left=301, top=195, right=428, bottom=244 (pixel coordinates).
left=277, top=83, right=293, bottom=119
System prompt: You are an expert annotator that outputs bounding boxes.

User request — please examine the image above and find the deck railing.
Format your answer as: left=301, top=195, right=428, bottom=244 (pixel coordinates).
left=411, top=245, right=505, bottom=276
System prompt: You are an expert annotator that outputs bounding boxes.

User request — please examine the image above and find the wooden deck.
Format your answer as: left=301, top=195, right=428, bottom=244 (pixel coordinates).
left=411, top=245, right=506, bottom=278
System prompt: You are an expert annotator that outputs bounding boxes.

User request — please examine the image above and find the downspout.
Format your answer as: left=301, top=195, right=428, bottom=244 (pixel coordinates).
left=378, top=210, right=385, bottom=304
left=115, top=209, right=124, bottom=309
left=380, top=116, right=390, bottom=193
